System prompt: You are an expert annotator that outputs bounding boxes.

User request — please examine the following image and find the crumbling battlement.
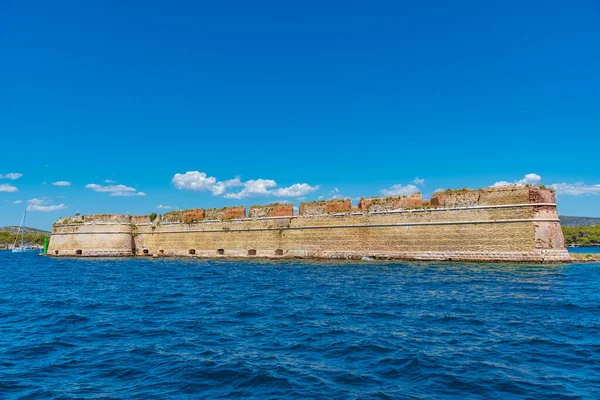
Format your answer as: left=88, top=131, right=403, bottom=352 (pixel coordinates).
left=299, top=199, right=352, bottom=216
left=359, top=194, right=423, bottom=212
left=248, top=204, right=294, bottom=218
left=205, top=206, right=246, bottom=220
left=430, top=186, right=556, bottom=208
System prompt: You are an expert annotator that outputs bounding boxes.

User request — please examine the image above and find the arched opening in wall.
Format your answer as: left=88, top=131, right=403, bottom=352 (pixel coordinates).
left=189, top=249, right=196, bottom=255
left=159, top=249, right=164, bottom=255
left=275, top=249, right=284, bottom=256
left=217, top=249, right=224, bottom=255
left=76, top=249, right=82, bottom=255
left=143, top=249, right=149, bottom=255
left=248, top=249, right=257, bottom=256
left=55, top=250, right=59, bottom=255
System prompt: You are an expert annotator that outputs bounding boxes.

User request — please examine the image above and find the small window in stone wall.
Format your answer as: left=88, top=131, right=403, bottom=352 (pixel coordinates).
left=189, top=249, right=196, bottom=255
left=217, top=249, right=224, bottom=255
left=55, top=250, right=59, bottom=255
left=248, top=249, right=257, bottom=256
left=275, top=249, right=284, bottom=256
left=143, top=249, right=149, bottom=255
left=76, top=249, right=82, bottom=255
left=159, top=249, right=164, bottom=255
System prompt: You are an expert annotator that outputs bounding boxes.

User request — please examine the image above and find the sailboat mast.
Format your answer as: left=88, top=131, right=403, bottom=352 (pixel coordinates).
left=13, top=210, right=26, bottom=248
left=21, top=209, right=26, bottom=247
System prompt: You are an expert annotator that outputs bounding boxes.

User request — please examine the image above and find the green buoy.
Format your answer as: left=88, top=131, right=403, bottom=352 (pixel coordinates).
left=43, top=237, right=49, bottom=254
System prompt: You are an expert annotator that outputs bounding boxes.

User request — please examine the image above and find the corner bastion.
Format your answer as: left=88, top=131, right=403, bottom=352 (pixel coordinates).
left=48, top=186, right=571, bottom=263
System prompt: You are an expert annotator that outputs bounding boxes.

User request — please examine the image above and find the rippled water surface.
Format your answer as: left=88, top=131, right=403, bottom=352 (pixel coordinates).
left=1, top=252, right=600, bottom=399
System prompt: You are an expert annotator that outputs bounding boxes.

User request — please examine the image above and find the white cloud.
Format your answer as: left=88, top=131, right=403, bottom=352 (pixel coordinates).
left=489, top=173, right=600, bottom=196
left=271, top=183, right=319, bottom=197
left=172, top=171, right=242, bottom=195
left=85, top=183, right=146, bottom=197
left=27, top=198, right=67, bottom=212
left=157, top=205, right=172, bottom=209
left=434, top=188, right=445, bottom=193
left=224, top=179, right=277, bottom=199
left=412, top=177, right=425, bottom=185
left=0, top=184, right=18, bottom=192
left=13, top=200, right=22, bottom=204
left=52, top=181, right=71, bottom=186
left=491, top=173, right=542, bottom=188
left=550, top=183, right=600, bottom=196
left=104, top=179, right=115, bottom=183
left=381, top=183, right=420, bottom=197
left=0, top=173, right=23, bottom=180
left=322, top=188, right=346, bottom=200
left=172, top=171, right=319, bottom=199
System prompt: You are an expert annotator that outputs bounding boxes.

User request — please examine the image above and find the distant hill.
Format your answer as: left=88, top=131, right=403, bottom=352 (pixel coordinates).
left=0, top=226, right=50, bottom=235
left=560, top=216, right=600, bottom=227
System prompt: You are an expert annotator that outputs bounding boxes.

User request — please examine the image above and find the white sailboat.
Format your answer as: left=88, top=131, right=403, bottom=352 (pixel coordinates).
left=12, top=210, right=34, bottom=252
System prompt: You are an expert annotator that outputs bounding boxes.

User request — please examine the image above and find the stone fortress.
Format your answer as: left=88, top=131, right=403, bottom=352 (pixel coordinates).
left=47, top=186, right=571, bottom=263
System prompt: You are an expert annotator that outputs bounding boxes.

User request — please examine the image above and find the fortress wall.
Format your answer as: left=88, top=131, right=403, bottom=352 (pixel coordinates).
left=131, top=203, right=568, bottom=262
left=48, top=222, right=133, bottom=256
left=48, top=187, right=570, bottom=262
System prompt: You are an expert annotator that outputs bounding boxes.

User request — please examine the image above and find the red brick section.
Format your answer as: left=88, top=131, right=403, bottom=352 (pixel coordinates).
left=248, top=204, right=294, bottom=218
left=529, top=188, right=555, bottom=203
left=359, top=194, right=422, bottom=212
left=222, top=207, right=246, bottom=220
left=324, top=199, right=352, bottom=213
left=204, top=206, right=247, bottom=220
left=269, top=204, right=294, bottom=217
left=182, top=209, right=205, bottom=223
left=299, top=199, right=352, bottom=215
left=358, top=198, right=372, bottom=211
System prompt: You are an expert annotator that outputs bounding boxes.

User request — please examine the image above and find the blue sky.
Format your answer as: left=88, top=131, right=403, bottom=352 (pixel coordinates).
left=1, top=1, right=599, bottom=229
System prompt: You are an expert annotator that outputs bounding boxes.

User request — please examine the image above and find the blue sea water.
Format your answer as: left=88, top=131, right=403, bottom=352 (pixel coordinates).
left=1, top=252, right=599, bottom=399
left=568, top=246, right=600, bottom=254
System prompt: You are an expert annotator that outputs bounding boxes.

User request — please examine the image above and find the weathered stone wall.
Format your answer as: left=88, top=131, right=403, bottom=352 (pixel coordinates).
left=431, top=190, right=480, bottom=207
left=131, top=214, right=159, bottom=225
left=130, top=204, right=567, bottom=262
left=431, top=187, right=556, bottom=208
left=47, top=186, right=569, bottom=263
left=248, top=204, right=294, bottom=218
left=48, top=221, right=133, bottom=256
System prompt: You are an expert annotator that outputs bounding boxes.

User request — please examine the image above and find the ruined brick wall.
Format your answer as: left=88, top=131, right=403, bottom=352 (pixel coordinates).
left=162, top=209, right=205, bottom=223
left=83, top=214, right=132, bottom=224
left=431, top=190, right=480, bottom=207
left=205, top=206, right=246, bottom=220
left=248, top=204, right=294, bottom=218
left=299, top=199, right=352, bottom=215
left=431, top=187, right=556, bottom=208
left=359, top=194, right=423, bottom=212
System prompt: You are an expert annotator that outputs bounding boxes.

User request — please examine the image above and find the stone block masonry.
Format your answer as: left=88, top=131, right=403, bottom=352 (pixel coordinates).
left=47, top=186, right=571, bottom=263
